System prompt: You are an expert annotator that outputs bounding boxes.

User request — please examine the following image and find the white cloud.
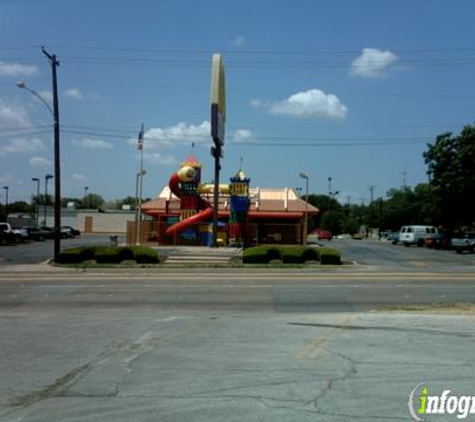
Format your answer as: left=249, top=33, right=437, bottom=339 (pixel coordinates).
left=29, top=156, right=51, bottom=167
left=0, top=62, right=38, bottom=77
left=143, top=152, right=178, bottom=166
left=137, top=121, right=211, bottom=149
left=232, top=129, right=253, bottom=142
left=0, top=173, right=13, bottom=184
left=64, top=88, right=84, bottom=100
left=72, top=173, right=89, bottom=183
left=0, top=97, right=30, bottom=128
left=350, top=48, right=398, bottom=78
left=233, top=36, right=245, bottom=47
left=71, top=138, right=113, bottom=149
left=249, top=99, right=265, bottom=108
left=0, top=138, right=45, bottom=157
left=268, top=89, right=347, bottom=120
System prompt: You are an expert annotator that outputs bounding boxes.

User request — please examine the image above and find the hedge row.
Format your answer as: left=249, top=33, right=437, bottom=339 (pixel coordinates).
left=242, top=245, right=341, bottom=265
left=56, top=245, right=161, bottom=264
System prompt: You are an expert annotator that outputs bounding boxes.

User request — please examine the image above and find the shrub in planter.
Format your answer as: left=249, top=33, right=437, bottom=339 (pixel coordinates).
left=317, top=247, right=341, bottom=265
left=301, top=248, right=318, bottom=262
left=95, top=247, right=134, bottom=264
left=56, top=246, right=95, bottom=264
left=242, top=246, right=270, bottom=264
left=281, top=246, right=306, bottom=264
left=266, top=248, right=282, bottom=263
left=133, top=246, right=160, bottom=264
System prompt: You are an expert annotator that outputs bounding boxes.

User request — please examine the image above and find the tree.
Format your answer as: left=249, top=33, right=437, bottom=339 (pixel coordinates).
left=116, top=196, right=138, bottom=210
left=81, top=193, right=105, bottom=209
left=306, top=194, right=342, bottom=228
left=424, top=125, right=475, bottom=226
left=321, top=211, right=345, bottom=235
left=61, top=197, right=80, bottom=208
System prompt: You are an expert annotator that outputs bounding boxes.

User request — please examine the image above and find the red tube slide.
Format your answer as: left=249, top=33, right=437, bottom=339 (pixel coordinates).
left=165, top=172, right=214, bottom=237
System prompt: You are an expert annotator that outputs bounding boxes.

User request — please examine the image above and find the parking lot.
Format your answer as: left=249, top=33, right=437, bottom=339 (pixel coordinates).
left=324, top=238, right=475, bottom=270
left=0, top=234, right=125, bottom=265
left=2, top=234, right=475, bottom=269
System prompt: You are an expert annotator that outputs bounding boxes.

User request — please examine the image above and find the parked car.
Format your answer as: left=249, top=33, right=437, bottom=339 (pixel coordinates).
left=451, top=232, right=475, bottom=254
left=386, top=232, right=400, bottom=244
left=425, top=232, right=451, bottom=250
left=12, top=226, right=29, bottom=242
left=312, top=228, right=333, bottom=240
left=0, top=222, right=24, bottom=244
left=0, top=222, right=19, bottom=245
left=399, top=225, right=438, bottom=247
left=39, top=226, right=55, bottom=239
left=62, top=226, right=81, bottom=237
left=21, top=226, right=49, bottom=241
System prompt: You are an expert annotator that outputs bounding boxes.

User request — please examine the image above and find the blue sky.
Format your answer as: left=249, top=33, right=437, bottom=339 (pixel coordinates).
left=1, top=0, right=475, bottom=205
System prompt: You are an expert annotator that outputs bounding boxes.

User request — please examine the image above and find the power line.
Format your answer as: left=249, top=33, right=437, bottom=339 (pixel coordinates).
left=60, top=128, right=431, bottom=146
left=28, top=44, right=475, bottom=55
left=0, top=125, right=52, bottom=133
left=0, top=129, right=53, bottom=140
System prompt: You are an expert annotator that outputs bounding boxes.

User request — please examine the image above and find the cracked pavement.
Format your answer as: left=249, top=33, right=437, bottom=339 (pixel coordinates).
left=1, top=274, right=475, bottom=421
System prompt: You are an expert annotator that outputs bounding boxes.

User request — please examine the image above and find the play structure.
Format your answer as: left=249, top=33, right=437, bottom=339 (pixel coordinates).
left=164, top=156, right=251, bottom=246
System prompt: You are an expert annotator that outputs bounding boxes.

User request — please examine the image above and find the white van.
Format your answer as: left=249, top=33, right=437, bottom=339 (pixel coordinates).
left=399, top=225, right=437, bottom=247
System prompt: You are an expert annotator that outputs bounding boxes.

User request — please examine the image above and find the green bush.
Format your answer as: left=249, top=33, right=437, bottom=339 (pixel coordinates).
left=242, top=246, right=267, bottom=263
left=266, top=248, right=282, bottom=262
left=316, top=247, right=341, bottom=265
left=281, top=246, right=306, bottom=264
left=95, top=247, right=135, bottom=264
left=132, top=246, right=161, bottom=264
left=56, top=245, right=160, bottom=265
left=56, top=246, right=95, bottom=264
left=242, top=245, right=341, bottom=265
left=301, top=248, right=318, bottom=262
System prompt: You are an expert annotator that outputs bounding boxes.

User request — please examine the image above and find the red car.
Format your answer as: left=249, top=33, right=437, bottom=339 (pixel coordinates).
left=312, top=228, right=333, bottom=240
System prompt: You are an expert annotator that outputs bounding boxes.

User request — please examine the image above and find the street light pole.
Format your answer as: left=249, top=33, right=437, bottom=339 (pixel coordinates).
left=299, top=173, right=309, bottom=246
left=84, top=186, right=89, bottom=208
left=32, top=178, right=40, bottom=226
left=17, top=47, right=61, bottom=261
left=2, top=186, right=9, bottom=221
left=44, top=174, right=53, bottom=226
left=42, top=47, right=61, bottom=262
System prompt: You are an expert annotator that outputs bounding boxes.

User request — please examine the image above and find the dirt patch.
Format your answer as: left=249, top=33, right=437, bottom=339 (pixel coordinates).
left=378, top=302, right=475, bottom=315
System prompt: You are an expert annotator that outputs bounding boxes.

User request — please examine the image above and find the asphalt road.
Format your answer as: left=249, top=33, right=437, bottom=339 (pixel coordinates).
left=1, top=270, right=475, bottom=421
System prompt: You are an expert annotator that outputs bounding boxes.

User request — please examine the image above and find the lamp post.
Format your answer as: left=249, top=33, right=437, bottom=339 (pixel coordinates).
left=135, top=169, right=146, bottom=245
left=2, top=186, right=9, bottom=222
left=44, top=174, right=53, bottom=226
left=299, top=173, right=309, bottom=246
left=84, top=186, right=89, bottom=208
left=32, top=178, right=40, bottom=226
left=17, top=47, right=61, bottom=261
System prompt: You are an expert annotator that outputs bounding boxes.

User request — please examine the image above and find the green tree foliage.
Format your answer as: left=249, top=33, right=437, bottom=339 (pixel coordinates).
left=378, top=184, right=437, bottom=230
left=82, top=193, right=105, bottom=209
left=306, top=194, right=341, bottom=228
left=321, top=211, right=345, bottom=235
left=61, top=197, right=82, bottom=208
left=424, top=125, right=475, bottom=226
left=116, top=196, right=138, bottom=210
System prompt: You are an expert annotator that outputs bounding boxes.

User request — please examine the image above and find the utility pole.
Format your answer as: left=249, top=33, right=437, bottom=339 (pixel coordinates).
left=369, top=185, right=376, bottom=204
left=42, top=47, right=61, bottom=262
